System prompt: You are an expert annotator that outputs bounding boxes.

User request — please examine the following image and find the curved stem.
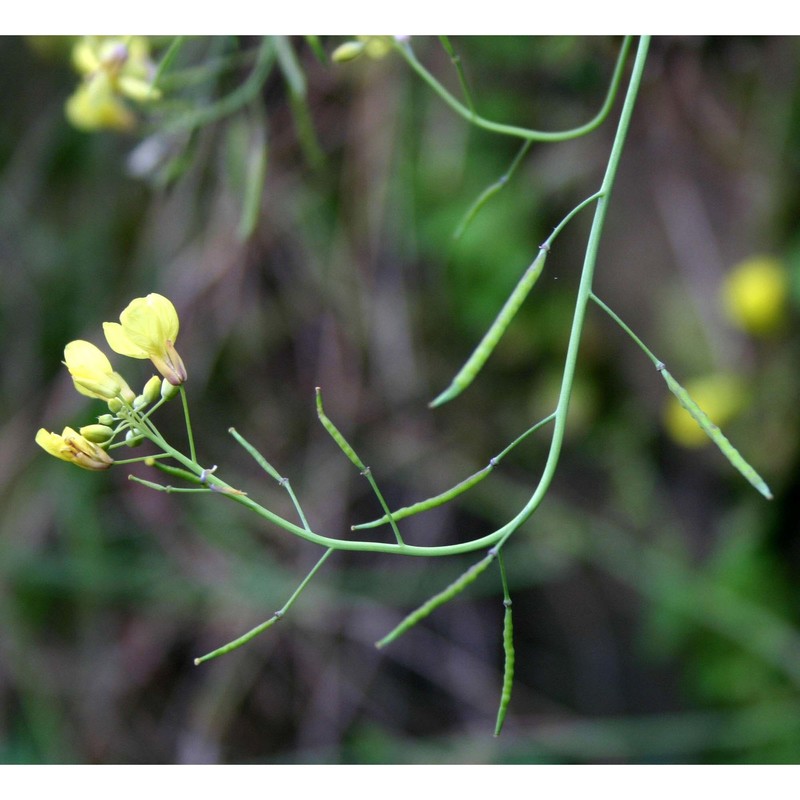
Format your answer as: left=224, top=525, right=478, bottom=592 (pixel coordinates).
left=396, top=36, right=632, bottom=143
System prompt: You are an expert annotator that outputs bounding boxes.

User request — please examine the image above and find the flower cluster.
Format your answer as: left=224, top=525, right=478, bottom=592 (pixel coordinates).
left=36, top=293, right=186, bottom=470
left=65, top=36, right=162, bottom=132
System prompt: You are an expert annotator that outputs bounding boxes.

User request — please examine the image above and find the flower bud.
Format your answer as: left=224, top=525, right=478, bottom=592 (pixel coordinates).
left=107, top=397, right=123, bottom=413
left=142, top=375, right=162, bottom=404
left=332, top=41, right=365, bottom=62
left=79, top=424, right=114, bottom=444
left=125, top=429, right=144, bottom=447
left=97, top=414, right=116, bottom=426
left=161, top=378, right=180, bottom=401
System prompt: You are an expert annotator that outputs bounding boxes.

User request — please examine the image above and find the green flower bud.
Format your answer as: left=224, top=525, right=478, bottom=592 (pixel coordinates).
left=107, top=397, right=123, bottom=413
left=161, top=378, right=180, bottom=401
left=97, top=414, right=116, bottom=426
left=332, top=41, right=365, bottom=63
left=142, top=375, right=161, bottom=404
left=79, top=424, right=115, bottom=444
left=125, top=429, right=144, bottom=447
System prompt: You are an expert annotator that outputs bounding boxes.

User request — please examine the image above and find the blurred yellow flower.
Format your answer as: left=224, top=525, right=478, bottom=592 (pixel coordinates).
left=66, top=71, right=137, bottom=132
left=35, top=427, right=114, bottom=470
left=103, top=293, right=187, bottom=386
left=64, top=340, right=133, bottom=401
left=664, top=373, right=746, bottom=448
left=65, top=36, right=161, bottom=132
left=721, top=255, right=789, bottom=336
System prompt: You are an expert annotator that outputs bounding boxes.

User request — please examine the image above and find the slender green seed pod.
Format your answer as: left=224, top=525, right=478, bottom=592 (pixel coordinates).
left=375, top=551, right=496, bottom=648
left=146, top=459, right=204, bottom=484
left=354, top=413, right=556, bottom=530
left=195, top=548, right=334, bottom=665
left=228, top=427, right=312, bottom=530
left=229, top=427, right=283, bottom=483
left=195, top=614, right=283, bottom=665
left=453, top=140, right=532, bottom=241
left=494, top=599, right=515, bottom=737
left=315, top=387, right=367, bottom=470
left=353, top=465, right=493, bottom=530
left=659, top=365, right=772, bottom=500
left=430, top=246, right=548, bottom=408
left=316, top=388, right=403, bottom=544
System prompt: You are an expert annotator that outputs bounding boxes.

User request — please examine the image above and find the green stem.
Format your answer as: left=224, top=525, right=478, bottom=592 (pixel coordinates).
left=180, top=385, right=196, bottom=463
left=590, top=292, right=659, bottom=366
left=397, top=36, right=632, bottom=142
left=486, top=35, right=650, bottom=553
left=164, top=37, right=276, bottom=133
left=128, top=475, right=209, bottom=493
left=151, top=35, right=185, bottom=91
left=438, top=36, right=476, bottom=113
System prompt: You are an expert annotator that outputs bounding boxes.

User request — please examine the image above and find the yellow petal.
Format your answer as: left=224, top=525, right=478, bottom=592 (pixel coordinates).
left=118, top=75, right=161, bottom=103
left=118, top=293, right=179, bottom=354
left=65, top=73, right=135, bottom=132
left=72, top=38, right=102, bottom=75
left=35, top=427, right=114, bottom=470
left=104, top=294, right=186, bottom=384
left=36, top=428, right=72, bottom=462
left=64, top=340, right=126, bottom=399
left=103, top=321, right=148, bottom=358
left=65, top=339, right=114, bottom=373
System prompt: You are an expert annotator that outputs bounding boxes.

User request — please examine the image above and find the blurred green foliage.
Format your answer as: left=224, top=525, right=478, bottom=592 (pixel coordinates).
left=2, top=35, right=800, bottom=764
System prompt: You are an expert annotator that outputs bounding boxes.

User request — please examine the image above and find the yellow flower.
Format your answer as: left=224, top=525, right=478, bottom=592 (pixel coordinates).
left=66, top=71, right=136, bottom=132
left=36, top=427, right=114, bottom=470
left=65, top=36, right=161, bottom=132
left=64, top=340, right=133, bottom=401
left=664, top=373, right=746, bottom=448
left=721, top=255, right=789, bottom=336
left=103, top=293, right=187, bottom=386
